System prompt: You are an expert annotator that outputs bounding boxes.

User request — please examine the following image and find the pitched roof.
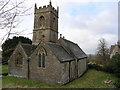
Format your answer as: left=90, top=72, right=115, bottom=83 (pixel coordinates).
left=48, top=42, right=75, bottom=62
left=47, top=38, right=87, bottom=62
left=19, top=38, right=87, bottom=62
left=59, top=38, right=87, bottom=60
left=21, top=44, right=37, bottom=56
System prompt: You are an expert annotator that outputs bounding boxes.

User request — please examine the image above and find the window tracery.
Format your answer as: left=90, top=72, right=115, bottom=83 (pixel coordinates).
left=15, top=52, right=23, bottom=66
left=38, top=47, right=46, bottom=68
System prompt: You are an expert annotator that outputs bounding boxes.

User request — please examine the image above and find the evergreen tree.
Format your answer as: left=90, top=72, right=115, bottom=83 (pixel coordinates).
left=2, top=36, right=32, bottom=64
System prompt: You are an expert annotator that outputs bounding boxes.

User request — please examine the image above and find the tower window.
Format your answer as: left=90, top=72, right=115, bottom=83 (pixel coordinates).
left=39, top=16, right=45, bottom=28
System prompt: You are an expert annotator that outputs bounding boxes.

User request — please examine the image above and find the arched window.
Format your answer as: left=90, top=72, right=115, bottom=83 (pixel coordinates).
left=38, top=47, right=46, bottom=68
left=39, top=16, right=45, bottom=28
left=42, top=53, right=45, bottom=67
left=38, top=54, right=41, bottom=67
left=15, top=53, right=23, bottom=66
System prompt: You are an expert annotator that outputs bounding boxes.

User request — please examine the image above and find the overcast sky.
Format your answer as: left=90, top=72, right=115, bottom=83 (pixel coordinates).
left=0, top=0, right=119, bottom=54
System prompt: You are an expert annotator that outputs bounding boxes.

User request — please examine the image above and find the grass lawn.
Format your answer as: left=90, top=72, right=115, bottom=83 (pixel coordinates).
left=1, top=65, right=8, bottom=74
left=2, top=65, right=119, bottom=88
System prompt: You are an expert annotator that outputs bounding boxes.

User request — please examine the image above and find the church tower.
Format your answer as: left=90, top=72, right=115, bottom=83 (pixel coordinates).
left=32, top=1, right=59, bottom=45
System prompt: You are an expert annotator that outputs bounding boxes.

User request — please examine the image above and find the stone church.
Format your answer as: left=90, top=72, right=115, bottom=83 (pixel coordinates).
left=8, top=1, right=87, bottom=85
left=110, top=40, right=120, bottom=59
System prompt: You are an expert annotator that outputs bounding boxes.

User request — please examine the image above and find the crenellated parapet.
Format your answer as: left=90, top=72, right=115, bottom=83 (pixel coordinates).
left=34, top=2, right=58, bottom=17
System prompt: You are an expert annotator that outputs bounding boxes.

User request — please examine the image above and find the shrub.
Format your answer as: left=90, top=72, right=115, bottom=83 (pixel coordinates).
left=88, top=63, right=103, bottom=71
left=110, top=53, right=120, bottom=77
left=2, top=36, right=32, bottom=64
left=102, top=65, right=113, bottom=73
left=114, top=79, right=120, bottom=88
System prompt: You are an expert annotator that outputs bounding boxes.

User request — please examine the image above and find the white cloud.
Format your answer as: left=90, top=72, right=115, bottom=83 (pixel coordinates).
left=0, top=0, right=118, bottom=54
left=58, top=2, right=118, bottom=54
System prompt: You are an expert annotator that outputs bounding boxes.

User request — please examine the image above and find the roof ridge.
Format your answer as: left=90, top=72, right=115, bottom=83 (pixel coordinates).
left=62, top=38, right=77, bottom=45
left=21, top=43, right=32, bottom=45
left=47, top=42, right=60, bottom=46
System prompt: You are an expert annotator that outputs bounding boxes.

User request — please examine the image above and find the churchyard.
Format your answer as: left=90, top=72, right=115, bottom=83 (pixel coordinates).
left=1, top=65, right=119, bottom=88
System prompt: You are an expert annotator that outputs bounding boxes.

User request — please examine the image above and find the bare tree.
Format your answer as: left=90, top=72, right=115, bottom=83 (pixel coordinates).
left=0, top=0, right=32, bottom=44
left=96, top=38, right=110, bottom=66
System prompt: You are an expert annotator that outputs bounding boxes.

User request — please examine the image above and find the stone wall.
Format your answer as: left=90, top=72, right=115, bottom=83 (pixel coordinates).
left=78, top=58, right=87, bottom=77
left=30, top=42, right=63, bottom=84
left=70, top=61, right=76, bottom=81
left=8, top=44, right=28, bottom=78
left=60, top=59, right=87, bottom=84
left=60, top=62, right=69, bottom=84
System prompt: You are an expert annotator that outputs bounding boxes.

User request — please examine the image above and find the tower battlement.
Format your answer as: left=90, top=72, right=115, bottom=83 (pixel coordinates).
left=35, top=2, right=58, bottom=16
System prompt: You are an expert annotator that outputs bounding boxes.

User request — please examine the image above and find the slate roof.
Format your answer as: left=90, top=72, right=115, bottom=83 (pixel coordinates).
left=47, top=38, right=87, bottom=62
left=62, top=38, right=87, bottom=60
left=48, top=42, right=75, bottom=62
left=20, top=38, right=87, bottom=62
left=21, top=44, right=37, bottom=56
